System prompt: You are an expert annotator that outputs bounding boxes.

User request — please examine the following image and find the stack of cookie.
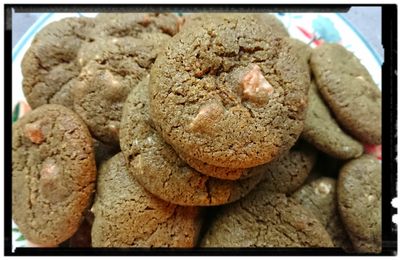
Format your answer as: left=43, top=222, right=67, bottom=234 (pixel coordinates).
left=12, top=12, right=382, bottom=253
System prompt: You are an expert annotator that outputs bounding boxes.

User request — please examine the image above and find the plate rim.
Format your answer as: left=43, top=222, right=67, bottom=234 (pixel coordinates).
left=336, top=13, right=383, bottom=65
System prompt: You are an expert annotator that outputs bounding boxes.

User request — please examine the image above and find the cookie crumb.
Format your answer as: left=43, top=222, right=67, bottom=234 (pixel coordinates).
left=78, top=58, right=84, bottom=66
left=24, top=122, right=45, bottom=144
left=356, top=76, right=366, bottom=81
left=367, top=194, right=375, bottom=203
left=315, top=181, right=332, bottom=195
left=240, top=65, right=274, bottom=105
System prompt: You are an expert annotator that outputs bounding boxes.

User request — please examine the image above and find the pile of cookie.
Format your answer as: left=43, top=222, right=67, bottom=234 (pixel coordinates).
left=12, top=13, right=382, bottom=252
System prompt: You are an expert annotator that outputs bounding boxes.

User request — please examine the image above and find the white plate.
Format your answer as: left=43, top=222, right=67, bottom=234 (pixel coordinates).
left=11, top=12, right=383, bottom=250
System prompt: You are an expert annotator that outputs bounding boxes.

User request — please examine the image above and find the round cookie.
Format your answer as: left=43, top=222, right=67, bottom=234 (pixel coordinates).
left=93, top=12, right=181, bottom=38
left=310, top=43, right=381, bottom=145
left=149, top=15, right=310, bottom=169
left=200, top=191, right=333, bottom=247
left=120, top=76, right=264, bottom=206
left=22, top=17, right=96, bottom=109
left=91, top=153, right=202, bottom=247
left=337, top=155, right=382, bottom=253
left=12, top=104, right=96, bottom=246
left=292, top=177, right=353, bottom=251
left=179, top=14, right=293, bottom=178
left=73, top=33, right=170, bottom=145
left=302, top=81, right=363, bottom=159
left=256, top=142, right=317, bottom=194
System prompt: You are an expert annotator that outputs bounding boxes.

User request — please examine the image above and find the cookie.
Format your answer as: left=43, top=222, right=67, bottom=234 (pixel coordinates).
left=292, top=177, right=353, bottom=251
left=73, top=34, right=170, bottom=145
left=12, top=104, right=96, bottom=246
left=91, top=153, right=201, bottom=247
left=200, top=191, right=333, bottom=247
left=310, top=43, right=381, bottom=145
left=120, top=76, right=263, bottom=206
left=337, top=155, right=382, bottom=253
left=93, top=13, right=181, bottom=38
left=176, top=149, right=255, bottom=180
left=149, top=15, right=309, bottom=169
left=22, top=17, right=95, bottom=109
left=302, top=81, right=364, bottom=159
left=256, top=142, right=317, bottom=194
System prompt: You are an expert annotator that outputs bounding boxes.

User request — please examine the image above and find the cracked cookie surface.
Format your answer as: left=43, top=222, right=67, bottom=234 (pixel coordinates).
left=73, top=34, right=170, bottom=146
left=91, top=153, right=201, bottom=247
left=93, top=13, right=181, bottom=38
left=302, top=81, right=363, bottom=159
left=337, top=155, right=382, bottom=253
left=292, top=177, right=354, bottom=251
left=149, top=15, right=309, bottom=168
left=22, top=17, right=96, bottom=109
left=12, top=104, right=96, bottom=246
left=181, top=13, right=289, bottom=38
left=200, top=191, right=333, bottom=247
left=256, top=142, right=317, bottom=194
left=310, top=43, right=381, bottom=145
left=120, top=77, right=263, bottom=206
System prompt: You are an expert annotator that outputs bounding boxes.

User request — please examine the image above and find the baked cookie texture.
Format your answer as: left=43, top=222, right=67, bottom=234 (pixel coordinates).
left=256, top=142, right=317, bottom=194
left=120, top=76, right=263, bottom=206
left=73, top=34, right=170, bottom=146
left=201, top=190, right=333, bottom=247
left=21, top=17, right=96, bottom=109
left=150, top=15, right=310, bottom=169
left=182, top=13, right=289, bottom=38
left=310, top=43, right=381, bottom=145
left=175, top=148, right=254, bottom=181
left=12, top=104, right=96, bottom=246
left=286, top=38, right=312, bottom=77
left=91, top=153, right=202, bottom=247
left=93, top=13, right=181, bottom=38
left=302, top=81, right=364, bottom=159
left=337, top=155, right=382, bottom=253
left=292, top=177, right=354, bottom=252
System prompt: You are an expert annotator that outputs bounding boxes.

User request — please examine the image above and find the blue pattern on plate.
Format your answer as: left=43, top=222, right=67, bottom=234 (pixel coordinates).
left=312, top=16, right=341, bottom=43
